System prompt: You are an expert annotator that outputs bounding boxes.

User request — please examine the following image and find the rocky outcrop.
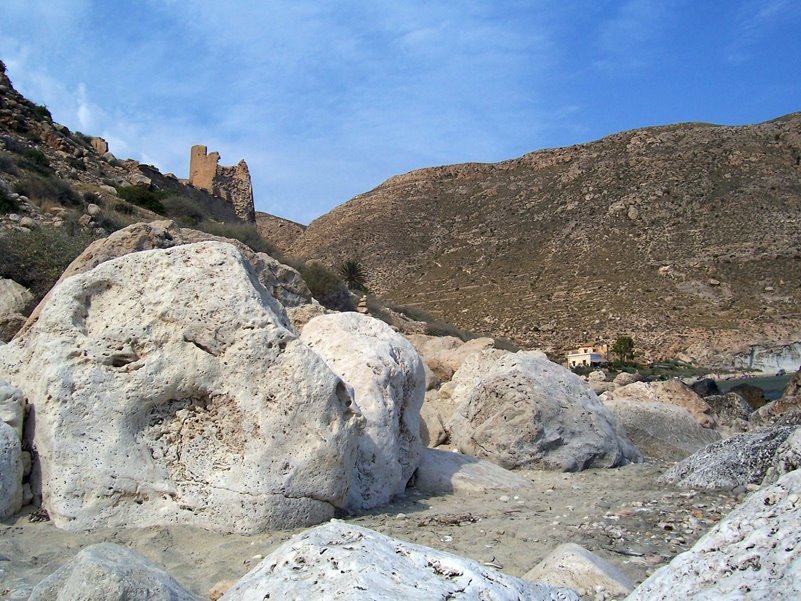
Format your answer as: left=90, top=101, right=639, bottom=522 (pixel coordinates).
left=219, top=521, right=580, bottom=600
left=189, top=145, right=255, bottom=222
left=0, top=278, right=32, bottom=341
left=729, top=383, right=768, bottom=410
left=603, top=399, right=721, bottom=461
left=446, top=350, right=641, bottom=471
left=626, top=469, right=801, bottom=600
left=607, top=380, right=716, bottom=428
left=523, top=543, right=634, bottom=600
left=300, top=313, right=424, bottom=509
left=0, top=242, right=361, bottom=533
left=703, top=392, right=752, bottom=432
left=28, top=543, right=199, bottom=601
left=413, top=448, right=532, bottom=495
left=659, top=426, right=798, bottom=490
left=733, top=342, right=801, bottom=373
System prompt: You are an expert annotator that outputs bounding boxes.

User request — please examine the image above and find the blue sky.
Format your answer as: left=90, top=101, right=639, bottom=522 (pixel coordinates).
left=1, top=1, right=799, bottom=224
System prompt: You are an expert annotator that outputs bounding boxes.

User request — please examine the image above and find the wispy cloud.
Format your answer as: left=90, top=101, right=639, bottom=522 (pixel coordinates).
left=594, top=0, right=677, bottom=73
left=727, top=0, right=801, bottom=63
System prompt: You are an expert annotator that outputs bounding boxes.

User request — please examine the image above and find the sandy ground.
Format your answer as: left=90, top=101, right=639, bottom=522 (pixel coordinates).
left=0, top=458, right=738, bottom=600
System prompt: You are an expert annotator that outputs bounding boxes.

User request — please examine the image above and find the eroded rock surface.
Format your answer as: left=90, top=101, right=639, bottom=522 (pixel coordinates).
left=220, top=521, right=580, bottom=601
left=413, top=448, right=531, bottom=495
left=0, top=421, right=22, bottom=518
left=523, top=542, right=634, bottom=599
left=603, top=399, right=721, bottom=461
left=607, top=380, right=716, bottom=428
left=446, top=350, right=641, bottom=471
left=28, top=543, right=199, bottom=601
left=659, top=426, right=798, bottom=490
left=0, top=242, right=360, bottom=533
left=301, top=313, right=424, bottom=510
left=627, top=469, right=801, bottom=600
left=0, top=277, right=32, bottom=341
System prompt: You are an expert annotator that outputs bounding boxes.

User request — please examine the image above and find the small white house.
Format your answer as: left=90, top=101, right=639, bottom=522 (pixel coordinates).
left=567, top=343, right=608, bottom=368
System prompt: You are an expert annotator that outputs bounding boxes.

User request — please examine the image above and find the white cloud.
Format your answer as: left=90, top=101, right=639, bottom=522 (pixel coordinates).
left=727, top=0, right=801, bottom=63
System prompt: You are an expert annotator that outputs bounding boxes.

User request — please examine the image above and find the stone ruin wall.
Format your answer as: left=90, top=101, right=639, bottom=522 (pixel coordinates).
left=189, top=145, right=255, bottom=222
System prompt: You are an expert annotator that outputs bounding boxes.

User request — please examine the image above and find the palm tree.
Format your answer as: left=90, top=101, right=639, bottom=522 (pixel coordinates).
left=338, top=259, right=368, bottom=292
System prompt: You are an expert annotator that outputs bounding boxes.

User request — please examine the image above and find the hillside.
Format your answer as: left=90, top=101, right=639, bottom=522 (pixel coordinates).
left=290, top=115, right=801, bottom=367
left=255, top=211, right=306, bottom=255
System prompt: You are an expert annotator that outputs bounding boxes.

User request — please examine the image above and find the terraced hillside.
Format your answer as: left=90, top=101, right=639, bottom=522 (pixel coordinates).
left=290, top=115, right=801, bottom=366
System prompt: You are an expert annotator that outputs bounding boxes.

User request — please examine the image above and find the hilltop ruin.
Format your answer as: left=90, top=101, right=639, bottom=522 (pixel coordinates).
left=189, top=145, right=255, bottom=222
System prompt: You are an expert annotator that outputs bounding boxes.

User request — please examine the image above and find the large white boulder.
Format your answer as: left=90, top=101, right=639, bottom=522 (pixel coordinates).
left=19, top=220, right=313, bottom=338
left=0, top=242, right=360, bottom=533
left=220, top=521, right=580, bottom=601
left=413, top=448, right=532, bottom=495
left=29, top=543, right=199, bottom=601
left=659, top=426, right=798, bottom=490
left=0, top=421, right=22, bottom=518
left=626, top=469, right=801, bottom=600
left=523, top=543, right=634, bottom=599
left=603, top=399, right=721, bottom=461
left=300, top=313, right=424, bottom=509
left=446, top=350, right=641, bottom=471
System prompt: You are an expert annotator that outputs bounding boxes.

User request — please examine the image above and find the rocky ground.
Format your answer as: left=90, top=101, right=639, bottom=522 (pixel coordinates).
left=0, top=459, right=737, bottom=600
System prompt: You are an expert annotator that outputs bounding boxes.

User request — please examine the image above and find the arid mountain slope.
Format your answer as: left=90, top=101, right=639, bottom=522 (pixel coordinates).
left=290, top=115, right=801, bottom=366
left=255, top=212, right=306, bottom=255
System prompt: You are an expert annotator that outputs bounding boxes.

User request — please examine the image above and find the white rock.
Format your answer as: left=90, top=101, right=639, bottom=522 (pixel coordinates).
left=20, top=220, right=313, bottom=338
left=86, top=203, right=102, bottom=216
left=0, top=242, right=360, bottom=533
left=659, top=426, right=798, bottom=490
left=626, top=469, right=801, bottom=600
left=414, top=448, right=531, bottom=495
left=419, top=388, right=449, bottom=447
left=301, top=313, right=424, bottom=509
left=446, top=350, right=641, bottom=471
left=0, top=421, right=22, bottom=518
left=0, top=378, right=25, bottom=439
left=220, top=521, right=580, bottom=601
left=523, top=543, right=634, bottom=598
left=0, top=277, right=33, bottom=342
left=28, top=542, right=199, bottom=601
left=607, top=380, right=716, bottom=428
left=604, top=399, right=721, bottom=461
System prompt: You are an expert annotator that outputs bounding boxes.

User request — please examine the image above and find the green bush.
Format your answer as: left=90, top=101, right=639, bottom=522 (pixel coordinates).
left=30, top=104, right=52, bottom=121
left=0, top=152, right=18, bottom=175
left=193, top=219, right=276, bottom=255
left=161, top=194, right=207, bottom=226
left=14, top=175, right=80, bottom=206
left=115, top=186, right=167, bottom=215
left=0, top=226, right=96, bottom=304
left=300, top=262, right=351, bottom=310
left=93, top=207, right=140, bottom=233
left=338, top=259, right=368, bottom=291
left=19, top=148, right=52, bottom=175
left=0, top=187, right=19, bottom=213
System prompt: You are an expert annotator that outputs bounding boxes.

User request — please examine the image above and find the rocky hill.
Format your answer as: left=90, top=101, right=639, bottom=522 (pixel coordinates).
left=290, top=115, right=801, bottom=367
left=255, top=211, right=306, bottom=255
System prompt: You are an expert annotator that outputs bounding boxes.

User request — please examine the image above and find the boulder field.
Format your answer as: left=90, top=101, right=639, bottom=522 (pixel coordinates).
left=0, top=226, right=798, bottom=598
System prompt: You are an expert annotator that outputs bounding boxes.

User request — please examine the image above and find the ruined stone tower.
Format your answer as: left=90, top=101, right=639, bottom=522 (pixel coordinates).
left=189, top=145, right=256, bottom=222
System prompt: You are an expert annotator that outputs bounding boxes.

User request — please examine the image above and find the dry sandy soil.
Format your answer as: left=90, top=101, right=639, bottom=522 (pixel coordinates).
left=0, top=458, right=738, bottom=600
